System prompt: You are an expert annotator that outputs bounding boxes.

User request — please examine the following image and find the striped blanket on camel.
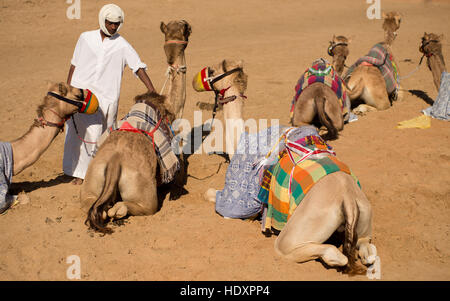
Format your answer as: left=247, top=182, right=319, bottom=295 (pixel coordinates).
left=258, top=143, right=360, bottom=234
left=97, top=102, right=180, bottom=184
left=343, top=43, right=399, bottom=96
left=290, top=58, right=350, bottom=121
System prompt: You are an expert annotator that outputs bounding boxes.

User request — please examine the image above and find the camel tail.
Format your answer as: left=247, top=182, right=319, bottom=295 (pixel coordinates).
left=345, top=77, right=364, bottom=100
left=314, top=89, right=338, bottom=141
left=341, top=189, right=366, bottom=275
left=85, top=153, right=121, bottom=234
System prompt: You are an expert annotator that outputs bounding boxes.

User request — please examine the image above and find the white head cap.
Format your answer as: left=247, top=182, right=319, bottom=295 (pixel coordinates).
left=99, top=4, right=124, bottom=36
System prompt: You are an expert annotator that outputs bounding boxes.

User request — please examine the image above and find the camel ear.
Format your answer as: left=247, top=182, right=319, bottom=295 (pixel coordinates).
left=236, top=60, right=244, bottom=69
left=332, top=34, right=336, bottom=42
left=382, top=11, right=387, bottom=19
left=347, top=36, right=353, bottom=44
left=160, top=22, right=167, bottom=34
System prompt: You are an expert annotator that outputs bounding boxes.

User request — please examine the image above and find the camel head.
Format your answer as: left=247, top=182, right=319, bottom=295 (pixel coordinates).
left=382, top=11, right=402, bottom=43
left=43, top=82, right=99, bottom=118
left=134, top=91, right=176, bottom=124
left=420, top=32, right=444, bottom=57
left=193, top=59, right=248, bottom=96
left=328, top=35, right=351, bottom=76
left=160, top=20, right=192, bottom=65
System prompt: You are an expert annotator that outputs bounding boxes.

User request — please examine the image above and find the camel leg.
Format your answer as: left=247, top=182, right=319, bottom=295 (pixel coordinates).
left=353, top=184, right=377, bottom=265
left=204, top=188, right=218, bottom=203
left=79, top=159, right=108, bottom=213
left=108, top=168, right=158, bottom=219
left=274, top=173, right=348, bottom=267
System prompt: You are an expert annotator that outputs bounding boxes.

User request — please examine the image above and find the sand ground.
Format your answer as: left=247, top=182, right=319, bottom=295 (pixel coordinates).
left=0, top=0, right=449, bottom=281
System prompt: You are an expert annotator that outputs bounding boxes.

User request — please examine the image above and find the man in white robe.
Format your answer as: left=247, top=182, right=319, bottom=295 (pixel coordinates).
left=64, top=4, right=156, bottom=184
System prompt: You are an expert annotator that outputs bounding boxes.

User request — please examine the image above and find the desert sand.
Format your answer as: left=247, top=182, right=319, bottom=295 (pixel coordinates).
left=0, top=0, right=449, bottom=282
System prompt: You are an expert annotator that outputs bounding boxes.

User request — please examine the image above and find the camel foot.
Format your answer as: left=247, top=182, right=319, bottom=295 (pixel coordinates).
left=204, top=188, right=217, bottom=203
left=107, top=202, right=128, bottom=219
left=359, top=243, right=377, bottom=266
left=70, top=177, right=83, bottom=185
left=321, top=246, right=349, bottom=267
left=352, top=104, right=377, bottom=116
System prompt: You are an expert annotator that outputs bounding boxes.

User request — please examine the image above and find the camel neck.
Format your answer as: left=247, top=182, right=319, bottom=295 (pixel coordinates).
left=333, top=55, right=347, bottom=77
left=427, top=54, right=447, bottom=91
left=166, top=52, right=187, bottom=120
left=383, top=31, right=396, bottom=48
left=11, top=117, right=63, bottom=175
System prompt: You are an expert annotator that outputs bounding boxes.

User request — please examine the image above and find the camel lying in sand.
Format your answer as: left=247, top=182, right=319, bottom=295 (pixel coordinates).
left=344, top=11, right=403, bottom=115
left=81, top=92, right=177, bottom=233
left=420, top=32, right=447, bottom=92
left=204, top=127, right=377, bottom=274
left=81, top=20, right=192, bottom=233
left=193, top=59, right=248, bottom=158
left=290, top=56, right=351, bottom=141
left=273, top=170, right=376, bottom=274
left=0, top=82, right=98, bottom=213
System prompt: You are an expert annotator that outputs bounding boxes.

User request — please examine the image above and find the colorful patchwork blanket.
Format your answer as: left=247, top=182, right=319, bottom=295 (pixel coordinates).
left=98, top=102, right=179, bottom=184
left=259, top=150, right=360, bottom=233
left=0, top=142, right=13, bottom=214
left=344, top=43, right=399, bottom=96
left=290, top=58, right=350, bottom=121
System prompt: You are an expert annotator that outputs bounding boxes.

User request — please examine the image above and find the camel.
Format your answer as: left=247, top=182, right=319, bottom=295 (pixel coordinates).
left=80, top=92, right=177, bottom=233
left=192, top=59, right=248, bottom=158
left=204, top=128, right=377, bottom=274
left=273, top=169, right=376, bottom=274
left=328, top=35, right=351, bottom=76
left=420, top=32, right=447, bottom=92
left=290, top=58, right=351, bottom=141
left=344, top=11, right=403, bottom=115
left=80, top=20, right=191, bottom=234
left=160, top=20, right=191, bottom=197
left=0, top=82, right=98, bottom=213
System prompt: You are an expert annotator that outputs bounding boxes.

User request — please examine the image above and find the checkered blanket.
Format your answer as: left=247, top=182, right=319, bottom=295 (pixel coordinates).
left=259, top=151, right=360, bottom=233
left=0, top=142, right=14, bottom=214
left=344, top=43, right=399, bottom=95
left=98, top=102, right=179, bottom=184
left=290, top=59, right=350, bottom=120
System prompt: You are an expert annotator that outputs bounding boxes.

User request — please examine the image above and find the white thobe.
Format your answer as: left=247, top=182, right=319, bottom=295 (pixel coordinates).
left=63, top=29, right=147, bottom=179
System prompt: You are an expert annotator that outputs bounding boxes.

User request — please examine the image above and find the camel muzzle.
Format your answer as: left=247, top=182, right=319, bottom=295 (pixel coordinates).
left=192, top=67, right=242, bottom=92
left=47, top=89, right=99, bottom=114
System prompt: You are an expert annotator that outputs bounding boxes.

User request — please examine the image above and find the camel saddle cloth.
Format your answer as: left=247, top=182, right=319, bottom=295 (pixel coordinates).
left=0, top=142, right=14, bottom=214
left=258, top=139, right=360, bottom=234
left=290, top=59, right=350, bottom=121
left=344, top=43, right=399, bottom=96
left=97, top=102, right=180, bottom=184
